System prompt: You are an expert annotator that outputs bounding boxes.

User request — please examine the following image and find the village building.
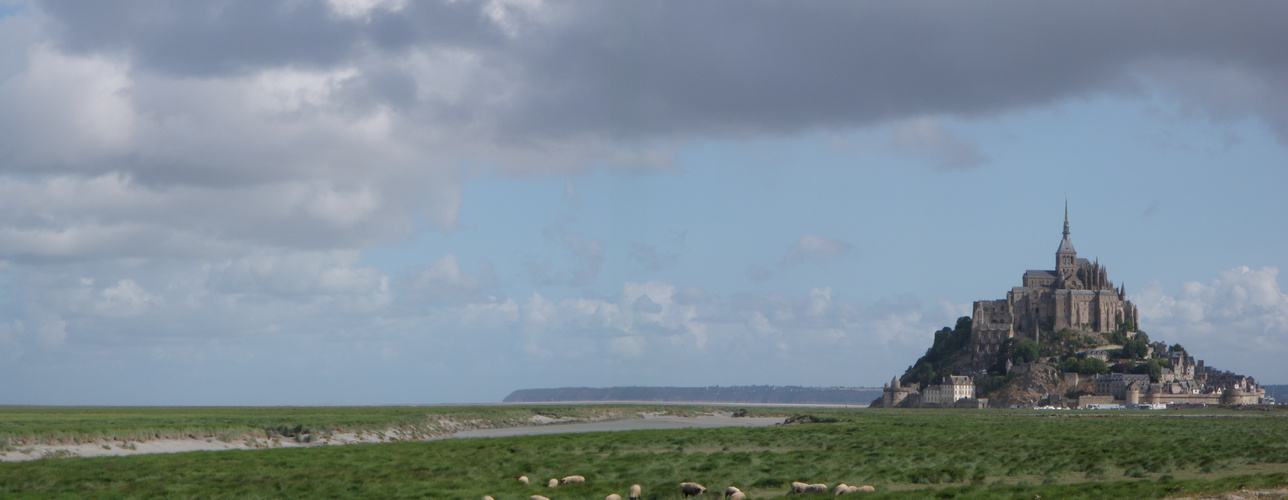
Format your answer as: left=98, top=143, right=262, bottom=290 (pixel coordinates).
left=922, top=375, right=975, bottom=406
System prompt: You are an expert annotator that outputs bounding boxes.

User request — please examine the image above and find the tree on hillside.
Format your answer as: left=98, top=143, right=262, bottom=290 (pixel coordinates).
left=1058, top=356, right=1109, bottom=375
left=1132, top=338, right=1151, bottom=360
left=901, top=317, right=973, bottom=389
left=1128, top=359, right=1163, bottom=383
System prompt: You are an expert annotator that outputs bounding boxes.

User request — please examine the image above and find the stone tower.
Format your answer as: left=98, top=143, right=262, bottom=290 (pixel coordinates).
left=1055, top=199, right=1078, bottom=276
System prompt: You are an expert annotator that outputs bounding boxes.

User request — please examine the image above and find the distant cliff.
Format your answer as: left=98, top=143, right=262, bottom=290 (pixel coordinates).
left=503, top=386, right=882, bottom=405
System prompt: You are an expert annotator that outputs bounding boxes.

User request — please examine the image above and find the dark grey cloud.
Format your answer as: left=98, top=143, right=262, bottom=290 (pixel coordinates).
left=36, top=0, right=506, bottom=77
left=501, top=1, right=1288, bottom=141
left=31, top=1, right=1288, bottom=144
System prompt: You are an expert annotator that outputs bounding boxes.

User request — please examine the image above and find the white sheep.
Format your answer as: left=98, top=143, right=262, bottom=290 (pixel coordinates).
left=806, top=483, right=829, bottom=493
left=855, top=485, right=875, bottom=492
left=607, top=494, right=623, bottom=500
left=730, top=492, right=746, bottom=500
left=725, top=486, right=742, bottom=497
left=518, top=475, right=530, bottom=485
left=630, top=483, right=642, bottom=500
left=791, top=481, right=809, bottom=493
left=834, top=483, right=850, bottom=495
left=482, top=496, right=495, bottom=500
left=547, top=478, right=559, bottom=488
left=530, top=496, right=551, bottom=500
left=680, top=481, right=707, bottom=497
left=561, top=475, right=586, bottom=485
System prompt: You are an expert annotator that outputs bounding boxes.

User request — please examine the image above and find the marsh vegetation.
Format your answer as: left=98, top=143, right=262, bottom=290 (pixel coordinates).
left=2, top=406, right=1287, bottom=498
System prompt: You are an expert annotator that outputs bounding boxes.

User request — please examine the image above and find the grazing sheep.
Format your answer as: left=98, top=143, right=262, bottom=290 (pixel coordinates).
left=680, top=482, right=707, bottom=497
left=724, top=486, right=742, bottom=497
left=855, top=485, right=875, bottom=492
left=547, top=478, right=559, bottom=488
left=630, top=483, right=642, bottom=500
left=730, top=492, right=746, bottom=500
left=561, top=475, right=586, bottom=485
left=518, top=475, right=530, bottom=485
left=791, top=481, right=809, bottom=493
left=483, top=496, right=495, bottom=500
left=806, top=483, right=829, bottom=493
left=530, top=496, right=551, bottom=500
left=834, top=483, right=849, bottom=495
left=607, top=495, right=623, bottom=500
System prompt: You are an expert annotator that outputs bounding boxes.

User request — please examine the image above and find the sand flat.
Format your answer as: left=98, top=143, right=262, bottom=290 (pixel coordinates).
left=1, top=412, right=785, bottom=462
left=447, top=412, right=785, bottom=439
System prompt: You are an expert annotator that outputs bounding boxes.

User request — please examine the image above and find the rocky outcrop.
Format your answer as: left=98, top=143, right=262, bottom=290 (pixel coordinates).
left=989, top=364, right=1067, bottom=408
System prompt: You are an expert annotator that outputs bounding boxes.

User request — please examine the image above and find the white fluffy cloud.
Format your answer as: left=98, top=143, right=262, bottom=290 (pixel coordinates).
left=1135, top=266, right=1288, bottom=381
left=479, top=280, right=951, bottom=387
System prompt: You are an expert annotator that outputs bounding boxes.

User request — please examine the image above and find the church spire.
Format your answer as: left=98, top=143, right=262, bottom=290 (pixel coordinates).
left=1063, top=194, right=1070, bottom=237
left=1056, top=196, right=1077, bottom=273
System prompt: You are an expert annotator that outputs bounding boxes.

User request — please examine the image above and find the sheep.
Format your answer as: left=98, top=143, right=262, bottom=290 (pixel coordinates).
left=518, top=475, right=530, bottom=485
left=724, top=486, right=742, bottom=497
left=855, top=485, right=875, bottom=492
left=530, top=496, right=551, bottom=500
left=561, top=475, right=586, bottom=485
left=629, top=483, right=642, bottom=500
left=680, top=481, right=707, bottom=497
left=547, top=478, right=559, bottom=488
left=791, top=481, right=809, bottom=494
left=806, top=483, right=829, bottom=493
left=729, top=492, right=746, bottom=500
left=482, top=496, right=495, bottom=500
left=835, top=484, right=865, bottom=495
left=607, top=495, right=623, bottom=500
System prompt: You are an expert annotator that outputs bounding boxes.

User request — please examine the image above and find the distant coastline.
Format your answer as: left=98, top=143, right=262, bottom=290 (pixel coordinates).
left=502, top=385, right=882, bottom=405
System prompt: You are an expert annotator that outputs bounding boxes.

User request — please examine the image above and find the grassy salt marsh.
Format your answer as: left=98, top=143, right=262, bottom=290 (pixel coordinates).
left=2, top=406, right=1288, bottom=498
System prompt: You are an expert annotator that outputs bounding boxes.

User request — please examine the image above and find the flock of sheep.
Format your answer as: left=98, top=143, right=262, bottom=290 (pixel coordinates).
left=479, top=475, right=875, bottom=499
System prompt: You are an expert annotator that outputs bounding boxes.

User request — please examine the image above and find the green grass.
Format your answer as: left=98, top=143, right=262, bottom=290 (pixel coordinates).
left=2, top=406, right=1288, bottom=498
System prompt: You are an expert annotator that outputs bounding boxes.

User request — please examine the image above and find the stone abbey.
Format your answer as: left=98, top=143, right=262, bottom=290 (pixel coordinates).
left=878, top=202, right=1265, bottom=409
left=970, top=202, right=1139, bottom=364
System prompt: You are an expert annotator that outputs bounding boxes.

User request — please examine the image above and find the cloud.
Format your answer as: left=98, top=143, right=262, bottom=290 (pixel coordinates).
left=487, top=280, right=950, bottom=385
left=1134, top=266, right=1288, bottom=382
left=1142, top=200, right=1161, bottom=218
left=781, top=234, right=853, bottom=268
left=746, top=265, right=774, bottom=284
left=404, top=254, right=494, bottom=303
left=530, top=216, right=605, bottom=287
left=0, top=1, right=1282, bottom=267
left=629, top=242, right=679, bottom=273
left=887, top=118, right=990, bottom=169
left=746, top=235, right=853, bottom=284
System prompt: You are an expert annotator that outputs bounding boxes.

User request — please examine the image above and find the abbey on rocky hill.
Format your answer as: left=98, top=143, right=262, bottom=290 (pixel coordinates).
left=877, top=202, right=1266, bottom=409
left=970, top=201, right=1139, bottom=367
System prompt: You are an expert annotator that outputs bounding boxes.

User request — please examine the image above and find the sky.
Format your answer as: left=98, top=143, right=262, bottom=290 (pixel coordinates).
left=0, top=0, right=1285, bottom=405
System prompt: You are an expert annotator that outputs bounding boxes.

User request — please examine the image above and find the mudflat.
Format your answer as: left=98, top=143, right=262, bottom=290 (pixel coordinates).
left=447, top=412, right=785, bottom=439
